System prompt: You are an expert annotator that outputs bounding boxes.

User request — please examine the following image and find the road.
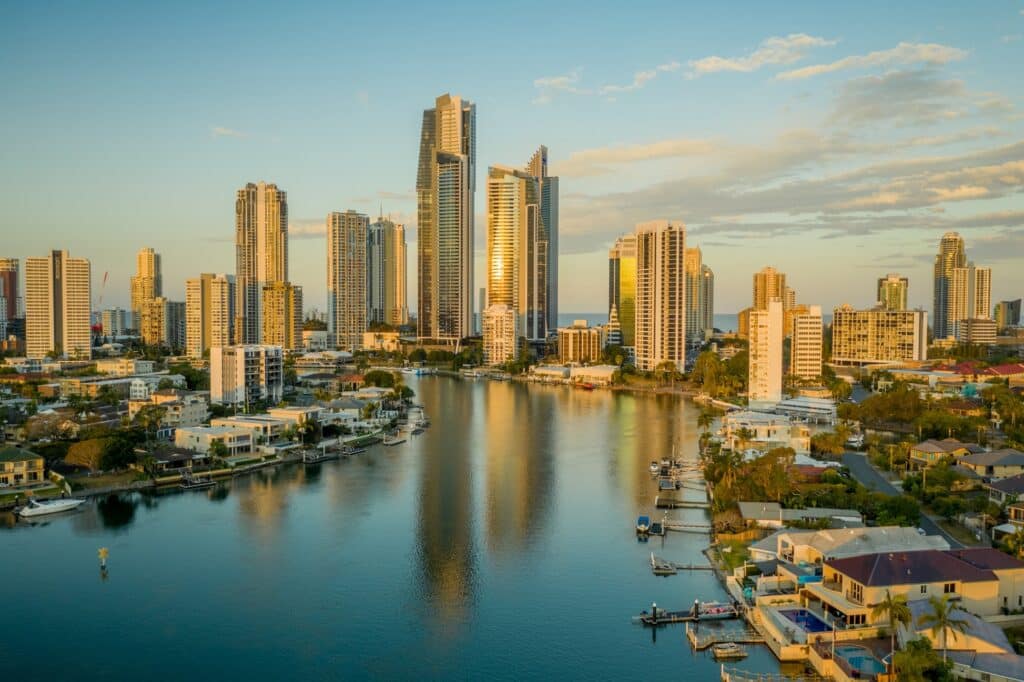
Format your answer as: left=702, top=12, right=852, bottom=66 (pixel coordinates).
left=841, top=451, right=964, bottom=549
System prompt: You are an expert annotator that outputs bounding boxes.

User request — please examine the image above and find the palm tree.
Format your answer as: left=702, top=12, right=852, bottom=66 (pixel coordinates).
left=871, top=590, right=911, bottom=671
left=1005, top=527, right=1024, bottom=558
left=735, top=427, right=755, bottom=453
left=917, top=594, right=969, bottom=663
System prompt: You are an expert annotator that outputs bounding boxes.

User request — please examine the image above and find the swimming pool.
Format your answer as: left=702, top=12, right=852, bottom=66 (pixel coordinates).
left=835, top=645, right=887, bottom=676
left=779, top=608, right=831, bottom=633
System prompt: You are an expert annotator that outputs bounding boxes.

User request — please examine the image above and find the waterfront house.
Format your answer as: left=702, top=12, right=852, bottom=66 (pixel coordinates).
left=131, top=446, right=205, bottom=473
left=0, top=445, right=44, bottom=487
left=128, top=389, right=210, bottom=438
left=909, top=438, right=985, bottom=470
left=960, top=449, right=1024, bottom=481
left=737, top=501, right=862, bottom=529
left=174, top=426, right=252, bottom=456
left=568, top=365, right=618, bottom=386
left=721, top=411, right=811, bottom=455
left=267, top=406, right=322, bottom=427
left=210, top=415, right=288, bottom=446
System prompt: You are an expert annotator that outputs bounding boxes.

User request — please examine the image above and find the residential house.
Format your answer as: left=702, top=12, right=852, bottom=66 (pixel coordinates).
left=174, top=426, right=252, bottom=456
left=737, top=501, right=863, bottom=529
left=722, top=411, right=811, bottom=455
left=209, top=415, right=287, bottom=446
left=128, top=389, right=209, bottom=438
left=909, top=438, right=985, bottom=470
left=0, top=445, right=44, bottom=486
left=961, top=449, right=1024, bottom=481
left=988, top=473, right=1024, bottom=505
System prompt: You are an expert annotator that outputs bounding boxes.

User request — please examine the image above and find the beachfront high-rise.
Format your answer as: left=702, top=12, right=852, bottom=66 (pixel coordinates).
left=634, top=220, right=686, bottom=373
left=141, top=297, right=185, bottom=350
left=608, top=234, right=637, bottom=347
left=485, top=151, right=558, bottom=342
left=684, top=248, right=714, bottom=349
left=950, top=263, right=992, bottom=329
left=235, top=182, right=288, bottom=345
left=0, top=258, right=20, bottom=323
left=185, top=273, right=235, bottom=358
left=130, top=247, right=162, bottom=329
left=790, top=305, right=823, bottom=380
left=933, top=232, right=966, bottom=339
left=701, top=265, right=714, bottom=336
left=877, top=274, right=909, bottom=311
left=831, top=305, right=928, bottom=365
left=261, top=281, right=303, bottom=350
left=25, top=250, right=92, bottom=359
left=526, top=146, right=559, bottom=334
left=367, top=216, right=408, bottom=327
left=416, top=93, right=476, bottom=341
left=752, top=267, right=786, bottom=311
left=748, top=299, right=783, bottom=407
left=327, top=210, right=368, bottom=351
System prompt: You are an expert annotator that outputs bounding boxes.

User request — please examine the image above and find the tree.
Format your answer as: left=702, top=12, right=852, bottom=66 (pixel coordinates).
left=871, top=590, right=911, bottom=672
left=735, top=427, right=755, bottom=452
left=133, top=404, right=167, bottom=444
left=65, top=438, right=108, bottom=470
left=409, top=348, right=427, bottom=363
left=208, top=439, right=229, bottom=463
left=101, top=433, right=138, bottom=470
left=917, top=595, right=969, bottom=663
left=893, top=637, right=954, bottom=682
left=157, top=378, right=176, bottom=390
left=1005, top=526, right=1024, bottom=558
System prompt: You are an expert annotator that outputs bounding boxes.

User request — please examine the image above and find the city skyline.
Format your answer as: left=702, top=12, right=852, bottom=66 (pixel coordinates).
left=2, top=3, right=1023, bottom=316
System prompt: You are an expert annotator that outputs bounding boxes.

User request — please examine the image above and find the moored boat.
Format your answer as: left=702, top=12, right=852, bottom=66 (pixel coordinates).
left=694, top=600, right=739, bottom=620
left=636, top=515, right=651, bottom=534
left=382, top=433, right=407, bottom=446
left=711, top=642, right=747, bottom=660
left=18, top=497, right=86, bottom=518
left=649, top=460, right=659, bottom=473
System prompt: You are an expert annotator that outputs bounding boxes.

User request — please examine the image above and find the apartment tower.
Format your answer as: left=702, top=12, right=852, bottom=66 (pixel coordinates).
left=790, top=305, right=824, bottom=380
left=748, top=299, right=783, bottom=407
left=608, top=234, right=637, bottom=347
left=25, top=250, right=92, bottom=359
left=185, top=273, right=235, bottom=359
left=327, top=210, right=368, bottom=351
left=0, top=258, right=20, bottom=323
left=416, top=93, right=476, bottom=340
left=366, top=216, right=408, bottom=327
left=130, top=247, right=162, bottom=329
left=634, top=220, right=686, bottom=373
left=933, top=232, right=966, bottom=339
left=235, top=182, right=288, bottom=344
left=262, top=282, right=303, bottom=350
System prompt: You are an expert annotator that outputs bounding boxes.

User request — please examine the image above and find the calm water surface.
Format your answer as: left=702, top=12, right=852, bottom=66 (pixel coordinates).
left=1, top=377, right=786, bottom=680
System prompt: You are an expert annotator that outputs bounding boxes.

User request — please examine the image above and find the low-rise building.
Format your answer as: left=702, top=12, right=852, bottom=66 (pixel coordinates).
left=721, top=410, right=811, bottom=454
left=909, top=438, right=986, bottom=470
left=557, top=320, right=606, bottom=365
left=301, top=330, right=332, bottom=352
left=210, top=345, right=283, bottom=407
left=956, top=317, right=998, bottom=346
left=0, top=445, right=44, bottom=486
left=209, top=415, right=287, bottom=445
left=960, top=448, right=1024, bottom=480
left=988, top=474, right=1024, bottom=506
left=830, top=305, right=928, bottom=366
left=737, top=501, right=863, bottom=529
left=361, top=331, right=401, bottom=353
left=94, top=358, right=156, bottom=376
left=266, top=405, right=321, bottom=427
left=568, top=365, right=618, bottom=386
left=174, top=425, right=252, bottom=456
left=127, top=389, right=209, bottom=436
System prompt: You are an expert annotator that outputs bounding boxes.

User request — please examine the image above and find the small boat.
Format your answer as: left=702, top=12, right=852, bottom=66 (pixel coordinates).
left=651, top=553, right=677, bottom=576
left=341, top=445, right=367, bottom=456
left=649, top=522, right=665, bottom=536
left=382, top=434, right=407, bottom=446
left=18, top=497, right=86, bottom=518
left=180, top=472, right=216, bottom=489
left=636, top=515, right=651, bottom=534
left=711, top=643, right=748, bottom=660
left=694, top=601, right=739, bottom=621
left=649, top=460, right=659, bottom=473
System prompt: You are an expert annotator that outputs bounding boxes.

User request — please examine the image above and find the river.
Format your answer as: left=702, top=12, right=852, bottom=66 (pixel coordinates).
left=1, top=376, right=787, bottom=680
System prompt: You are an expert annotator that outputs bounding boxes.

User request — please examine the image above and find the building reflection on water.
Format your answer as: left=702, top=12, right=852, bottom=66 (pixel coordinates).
left=416, top=376, right=477, bottom=626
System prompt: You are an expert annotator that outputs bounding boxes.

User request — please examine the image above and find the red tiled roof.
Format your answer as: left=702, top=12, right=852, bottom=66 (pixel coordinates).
left=983, top=363, right=1024, bottom=377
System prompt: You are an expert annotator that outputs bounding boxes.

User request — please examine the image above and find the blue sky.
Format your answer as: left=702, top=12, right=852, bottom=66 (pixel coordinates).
left=2, top=1, right=1023, bottom=314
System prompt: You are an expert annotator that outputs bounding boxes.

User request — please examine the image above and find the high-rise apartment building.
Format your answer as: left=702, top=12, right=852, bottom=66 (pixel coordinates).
left=748, top=300, right=783, bottom=407
left=877, top=273, right=909, bottom=311
left=995, top=300, right=1022, bottom=331
left=634, top=220, right=686, bottom=373
left=608, top=234, right=637, bottom=347
left=210, top=344, right=284, bottom=407
left=25, top=250, right=92, bottom=359
left=327, top=210, right=368, bottom=351
left=416, top=93, right=476, bottom=340
left=235, top=182, right=288, bottom=344
left=476, top=287, right=486, bottom=335
left=933, top=232, right=966, bottom=339
left=367, top=216, right=408, bottom=327
left=101, top=308, right=130, bottom=337
left=950, top=263, right=992, bottom=335
left=701, top=265, right=715, bottom=336
left=141, top=297, right=185, bottom=349
left=185, top=273, right=235, bottom=359
left=526, top=146, right=559, bottom=334
left=482, top=304, right=517, bottom=366
left=684, top=248, right=704, bottom=348
left=831, top=305, right=928, bottom=365
left=753, top=267, right=787, bottom=311
left=0, top=258, right=20, bottom=322
left=485, top=153, right=558, bottom=342
left=790, top=305, right=823, bottom=380
left=130, top=247, right=162, bottom=329
left=261, top=282, right=303, bottom=350
left=956, top=318, right=997, bottom=346
left=557, top=320, right=606, bottom=365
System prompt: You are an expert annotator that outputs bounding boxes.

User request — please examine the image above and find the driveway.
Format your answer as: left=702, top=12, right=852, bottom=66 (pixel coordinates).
left=841, top=451, right=964, bottom=549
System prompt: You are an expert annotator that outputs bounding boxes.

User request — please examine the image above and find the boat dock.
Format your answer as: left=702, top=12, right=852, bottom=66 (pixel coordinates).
left=654, top=496, right=710, bottom=509
left=650, top=553, right=715, bottom=576
left=719, top=666, right=827, bottom=682
left=686, top=622, right=764, bottom=650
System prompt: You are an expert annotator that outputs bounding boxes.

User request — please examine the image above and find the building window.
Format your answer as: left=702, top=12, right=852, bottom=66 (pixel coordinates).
left=943, top=583, right=955, bottom=594
left=920, top=585, right=927, bottom=594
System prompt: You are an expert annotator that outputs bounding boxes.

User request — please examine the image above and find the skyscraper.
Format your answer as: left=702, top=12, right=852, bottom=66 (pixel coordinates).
left=185, top=273, right=234, bottom=358
left=608, top=234, right=637, bottom=347
left=485, top=153, right=557, bottom=342
left=995, top=300, right=1022, bottom=331
left=130, top=247, right=162, bottom=330
left=950, top=263, right=992, bottom=331
left=634, top=220, right=686, bottom=372
left=482, top=304, right=517, bottom=365
left=526, top=146, right=559, bottom=334
left=790, top=305, right=823, bottom=380
left=235, top=182, right=288, bottom=344
left=262, top=282, right=303, bottom=350
left=327, top=210, right=368, bottom=351
left=752, top=266, right=786, bottom=311
left=877, top=273, right=909, bottom=311
left=25, top=250, right=92, bottom=359
left=141, top=296, right=185, bottom=349
left=933, top=232, right=966, bottom=339
left=367, top=216, right=408, bottom=327
left=416, top=93, right=476, bottom=340
left=0, top=258, right=20, bottom=322
left=748, top=299, right=783, bottom=407
left=684, top=247, right=704, bottom=348
left=701, top=264, right=715, bottom=336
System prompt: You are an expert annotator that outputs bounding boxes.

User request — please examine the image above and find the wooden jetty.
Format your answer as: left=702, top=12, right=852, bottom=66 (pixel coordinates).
left=655, top=496, right=710, bottom=509
left=662, top=520, right=712, bottom=533
left=686, top=622, right=764, bottom=651
left=720, top=665, right=828, bottom=682
left=650, top=553, right=715, bottom=576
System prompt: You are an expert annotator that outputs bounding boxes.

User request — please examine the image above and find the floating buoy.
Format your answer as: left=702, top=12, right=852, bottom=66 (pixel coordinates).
left=98, top=547, right=109, bottom=569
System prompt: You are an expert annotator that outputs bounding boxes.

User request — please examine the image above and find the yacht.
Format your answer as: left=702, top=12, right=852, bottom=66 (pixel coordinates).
left=18, top=497, right=86, bottom=518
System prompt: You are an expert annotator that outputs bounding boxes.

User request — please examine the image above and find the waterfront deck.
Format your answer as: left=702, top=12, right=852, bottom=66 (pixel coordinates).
left=686, top=622, right=764, bottom=650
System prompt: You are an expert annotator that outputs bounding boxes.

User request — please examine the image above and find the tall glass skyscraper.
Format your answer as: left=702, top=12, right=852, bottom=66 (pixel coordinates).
left=235, top=182, right=288, bottom=345
left=608, top=234, right=637, bottom=347
left=932, top=231, right=965, bottom=339
left=416, top=93, right=475, bottom=340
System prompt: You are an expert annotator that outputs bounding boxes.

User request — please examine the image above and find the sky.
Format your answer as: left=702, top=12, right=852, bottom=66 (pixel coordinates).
left=2, top=0, right=1023, bottom=315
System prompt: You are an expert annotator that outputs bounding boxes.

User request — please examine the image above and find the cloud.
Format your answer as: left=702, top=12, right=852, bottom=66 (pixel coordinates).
left=599, top=61, right=681, bottom=94
left=211, top=126, right=248, bottom=138
left=553, top=137, right=716, bottom=177
left=688, top=34, right=835, bottom=77
left=355, top=91, right=370, bottom=106
left=777, top=41, right=967, bottom=80
left=831, top=69, right=967, bottom=125
left=532, top=69, right=590, bottom=103
left=1002, top=34, right=1022, bottom=43
left=289, top=219, right=326, bottom=239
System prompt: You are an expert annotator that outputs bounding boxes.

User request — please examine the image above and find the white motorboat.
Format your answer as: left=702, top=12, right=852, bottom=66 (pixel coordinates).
left=18, top=497, right=86, bottom=518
